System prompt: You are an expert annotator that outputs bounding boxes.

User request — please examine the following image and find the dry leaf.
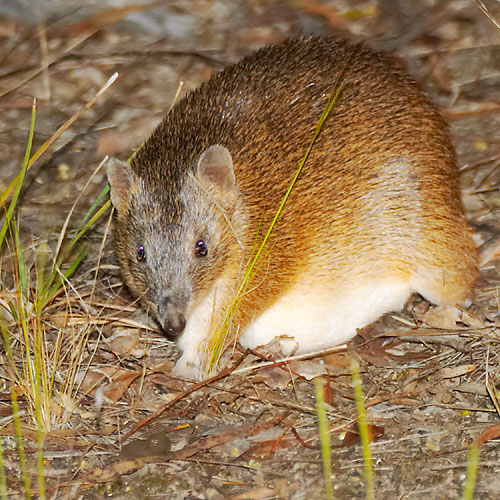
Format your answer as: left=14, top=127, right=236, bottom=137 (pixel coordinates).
left=437, top=364, right=477, bottom=380
left=288, top=359, right=328, bottom=380
left=119, top=430, right=172, bottom=459
left=252, top=366, right=293, bottom=389
left=106, top=328, right=146, bottom=357
left=477, top=424, right=500, bottom=447
left=231, top=479, right=299, bottom=500
left=104, top=370, right=141, bottom=402
left=78, top=366, right=140, bottom=401
left=84, top=458, right=147, bottom=482
left=323, top=351, right=353, bottom=370
left=341, top=423, right=385, bottom=447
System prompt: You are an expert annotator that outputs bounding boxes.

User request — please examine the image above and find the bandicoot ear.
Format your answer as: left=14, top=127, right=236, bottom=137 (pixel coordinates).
left=196, top=145, right=236, bottom=192
left=106, top=158, right=137, bottom=215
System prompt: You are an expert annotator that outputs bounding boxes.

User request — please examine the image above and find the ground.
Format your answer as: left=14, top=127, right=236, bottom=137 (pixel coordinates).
left=0, top=1, right=500, bottom=499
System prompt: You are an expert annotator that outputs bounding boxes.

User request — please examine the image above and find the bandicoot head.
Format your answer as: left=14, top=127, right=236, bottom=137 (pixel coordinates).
left=107, top=145, right=244, bottom=336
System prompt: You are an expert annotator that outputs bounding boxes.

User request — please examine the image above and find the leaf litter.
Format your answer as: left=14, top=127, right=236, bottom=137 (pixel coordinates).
left=1, top=1, right=500, bottom=498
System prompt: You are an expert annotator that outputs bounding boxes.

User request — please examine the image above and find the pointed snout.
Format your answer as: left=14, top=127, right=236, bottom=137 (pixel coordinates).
left=157, top=296, right=187, bottom=336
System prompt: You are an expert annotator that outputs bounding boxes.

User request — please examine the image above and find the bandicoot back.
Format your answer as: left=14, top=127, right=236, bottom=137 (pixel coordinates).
left=107, top=36, right=478, bottom=379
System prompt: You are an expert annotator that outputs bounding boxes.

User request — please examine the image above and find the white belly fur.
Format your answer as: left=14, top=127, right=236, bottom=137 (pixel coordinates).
left=173, top=277, right=233, bottom=380
left=239, top=278, right=412, bottom=354
left=174, top=277, right=412, bottom=379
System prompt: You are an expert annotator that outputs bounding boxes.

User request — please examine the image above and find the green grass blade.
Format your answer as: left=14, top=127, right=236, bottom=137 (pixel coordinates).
left=0, top=409, right=6, bottom=500
left=5, top=297, right=19, bottom=322
left=32, top=313, right=47, bottom=499
left=39, top=196, right=108, bottom=307
left=0, top=322, right=20, bottom=398
left=40, top=197, right=111, bottom=308
left=66, top=199, right=110, bottom=254
left=35, top=422, right=46, bottom=499
left=238, top=79, right=344, bottom=287
left=10, top=386, right=31, bottom=499
left=0, top=99, right=36, bottom=249
left=34, top=241, right=49, bottom=316
left=13, top=221, right=35, bottom=390
left=42, top=246, right=87, bottom=308
left=78, top=184, right=110, bottom=228
left=0, top=443, right=6, bottom=500
left=14, top=221, right=28, bottom=307
left=462, top=441, right=479, bottom=500
left=351, top=358, right=374, bottom=500
left=208, top=78, right=345, bottom=371
left=314, top=378, right=334, bottom=500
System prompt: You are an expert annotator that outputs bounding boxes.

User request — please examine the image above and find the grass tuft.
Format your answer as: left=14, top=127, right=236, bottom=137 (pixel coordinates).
left=10, top=374, right=31, bottom=499
left=314, top=377, right=334, bottom=500
left=462, top=440, right=479, bottom=500
left=351, top=358, right=374, bottom=500
left=0, top=424, right=6, bottom=500
left=0, top=76, right=114, bottom=498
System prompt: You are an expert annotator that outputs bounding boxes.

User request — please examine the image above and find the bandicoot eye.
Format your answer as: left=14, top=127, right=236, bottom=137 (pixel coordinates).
left=194, top=240, right=208, bottom=257
left=136, top=245, right=145, bottom=262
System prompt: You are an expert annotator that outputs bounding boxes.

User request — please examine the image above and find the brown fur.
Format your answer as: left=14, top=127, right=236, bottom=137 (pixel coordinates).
left=107, top=36, right=478, bottom=378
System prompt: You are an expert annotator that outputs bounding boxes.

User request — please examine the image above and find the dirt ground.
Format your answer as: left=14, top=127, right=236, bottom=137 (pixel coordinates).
left=1, top=1, right=500, bottom=498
